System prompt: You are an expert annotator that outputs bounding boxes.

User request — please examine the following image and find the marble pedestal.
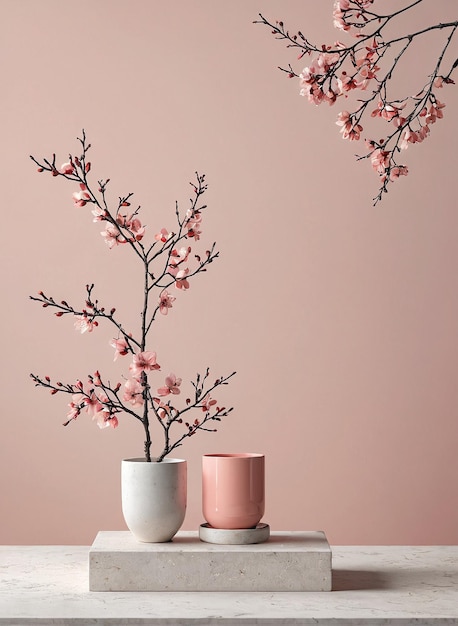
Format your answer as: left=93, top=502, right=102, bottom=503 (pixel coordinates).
left=89, top=530, right=332, bottom=592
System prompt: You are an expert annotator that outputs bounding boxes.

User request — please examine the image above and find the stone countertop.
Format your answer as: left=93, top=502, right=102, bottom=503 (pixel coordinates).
left=0, top=544, right=457, bottom=624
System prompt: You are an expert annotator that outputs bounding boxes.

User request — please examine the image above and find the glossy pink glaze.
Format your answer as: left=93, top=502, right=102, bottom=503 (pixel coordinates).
left=202, top=453, right=265, bottom=529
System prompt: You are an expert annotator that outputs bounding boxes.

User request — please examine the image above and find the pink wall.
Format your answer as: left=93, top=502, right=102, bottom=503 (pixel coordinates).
left=1, top=0, right=457, bottom=545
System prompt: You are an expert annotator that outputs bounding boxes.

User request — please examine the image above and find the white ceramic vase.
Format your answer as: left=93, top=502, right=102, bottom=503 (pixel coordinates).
left=121, top=457, right=187, bottom=543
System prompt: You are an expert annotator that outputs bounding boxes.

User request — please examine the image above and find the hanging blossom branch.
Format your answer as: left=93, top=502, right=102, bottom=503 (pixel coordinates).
left=255, top=0, right=458, bottom=204
left=30, top=130, right=235, bottom=462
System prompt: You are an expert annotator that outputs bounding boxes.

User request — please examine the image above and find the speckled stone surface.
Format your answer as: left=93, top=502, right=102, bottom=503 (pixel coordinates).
left=1, top=544, right=458, bottom=624
left=89, top=529, right=332, bottom=591
left=0, top=546, right=458, bottom=626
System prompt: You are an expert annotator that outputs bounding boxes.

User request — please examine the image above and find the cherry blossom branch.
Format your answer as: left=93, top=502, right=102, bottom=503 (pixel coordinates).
left=31, top=131, right=145, bottom=262
left=30, top=285, right=140, bottom=351
left=30, top=372, right=140, bottom=428
left=152, top=370, right=236, bottom=462
left=30, top=131, right=235, bottom=460
left=255, top=1, right=457, bottom=204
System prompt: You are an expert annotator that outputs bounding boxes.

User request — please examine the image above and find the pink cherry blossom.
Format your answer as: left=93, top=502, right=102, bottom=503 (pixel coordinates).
left=392, top=115, right=407, bottom=129
left=370, top=148, right=390, bottom=174
left=336, top=72, right=357, bottom=93
left=70, top=391, right=85, bottom=407
left=336, top=111, right=362, bottom=140
left=175, top=268, right=190, bottom=290
left=417, top=124, right=430, bottom=141
left=155, top=228, right=171, bottom=243
left=336, top=110, right=350, bottom=126
left=123, top=379, right=144, bottom=407
left=153, top=399, right=171, bottom=420
left=425, top=100, right=445, bottom=124
left=333, top=0, right=351, bottom=30
left=316, top=51, right=340, bottom=73
left=74, top=313, right=97, bottom=333
left=65, top=390, right=88, bottom=423
left=83, top=391, right=104, bottom=417
left=333, top=0, right=374, bottom=31
left=201, top=396, right=217, bottom=412
left=399, top=128, right=418, bottom=150
left=185, top=208, right=202, bottom=227
left=157, top=373, right=182, bottom=396
left=101, top=223, right=126, bottom=248
left=381, top=105, right=400, bottom=121
left=185, top=210, right=202, bottom=240
left=117, top=214, right=145, bottom=241
left=169, top=246, right=191, bottom=267
left=129, top=351, right=160, bottom=377
left=60, top=162, right=74, bottom=175
left=110, top=337, right=129, bottom=360
left=354, top=62, right=377, bottom=90
left=299, top=66, right=327, bottom=105
left=65, top=404, right=80, bottom=423
left=72, top=185, right=91, bottom=207
left=186, top=224, right=202, bottom=241
left=299, top=65, right=315, bottom=85
left=128, top=217, right=145, bottom=241
left=389, top=165, right=409, bottom=181
left=159, top=290, right=176, bottom=315
left=91, top=206, right=107, bottom=221
left=92, top=409, right=111, bottom=429
left=371, top=100, right=405, bottom=122
left=305, top=85, right=329, bottom=106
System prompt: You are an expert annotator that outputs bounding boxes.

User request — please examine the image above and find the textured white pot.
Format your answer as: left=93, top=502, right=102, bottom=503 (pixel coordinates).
left=121, top=457, right=187, bottom=543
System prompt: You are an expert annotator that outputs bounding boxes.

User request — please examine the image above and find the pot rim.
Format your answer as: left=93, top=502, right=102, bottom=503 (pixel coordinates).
left=122, top=457, right=186, bottom=463
left=203, top=453, right=264, bottom=459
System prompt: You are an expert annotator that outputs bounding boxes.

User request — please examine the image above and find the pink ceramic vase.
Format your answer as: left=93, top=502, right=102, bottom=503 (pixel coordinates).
left=202, top=453, right=265, bottom=529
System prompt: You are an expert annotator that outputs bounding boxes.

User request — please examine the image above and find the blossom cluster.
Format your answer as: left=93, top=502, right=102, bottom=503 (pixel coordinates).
left=30, top=132, right=235, bottom=461
left=256, top=0, right=457, bottom=203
